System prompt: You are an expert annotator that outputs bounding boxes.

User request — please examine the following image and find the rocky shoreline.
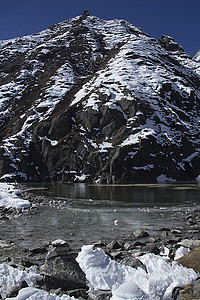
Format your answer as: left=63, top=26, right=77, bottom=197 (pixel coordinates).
left=1, top=187, right=200, bottom=299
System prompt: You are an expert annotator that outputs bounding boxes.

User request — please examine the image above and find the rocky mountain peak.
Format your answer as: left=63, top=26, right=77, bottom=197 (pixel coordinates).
left=0, top=13, right=200, bottom=183
left=194, top=49, right=200, bottom=62
left=158, top=35, right=184, bottom=52
left=82, top=9, right=90, bottom=18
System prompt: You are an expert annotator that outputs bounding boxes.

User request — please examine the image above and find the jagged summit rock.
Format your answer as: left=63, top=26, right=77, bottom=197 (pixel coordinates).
left=158, top=35, right=184, bottom=52
left=0, top=13, right=199, bottom=183
left=194, top=49, right=200, bottom=62
left=82, top=9, right=90, bottom=18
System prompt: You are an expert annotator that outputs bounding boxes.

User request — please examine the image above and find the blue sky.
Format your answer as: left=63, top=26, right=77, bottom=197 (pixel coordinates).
left=0, top=0, right=199, bottom=57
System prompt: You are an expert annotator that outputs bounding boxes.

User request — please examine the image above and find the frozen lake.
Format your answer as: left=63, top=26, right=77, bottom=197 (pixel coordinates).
left=1, top=182, right=200, bottom=249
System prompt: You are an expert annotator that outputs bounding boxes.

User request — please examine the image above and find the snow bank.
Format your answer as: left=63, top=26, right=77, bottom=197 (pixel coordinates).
left=0, top=263, right=41, bottom=299
left=0, top=183, right=30, bottom=209
left=76, top=245, right=198, bottom=300
left=6, top=287, right=75, bottom=300
left=0, top=264, right=75, bottom=299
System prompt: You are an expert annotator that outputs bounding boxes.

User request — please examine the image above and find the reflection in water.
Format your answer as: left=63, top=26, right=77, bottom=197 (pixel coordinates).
left=1, top=183, right=200, bottom=249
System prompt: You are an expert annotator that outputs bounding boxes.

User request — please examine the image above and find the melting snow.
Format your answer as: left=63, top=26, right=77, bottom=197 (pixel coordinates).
left=0, top=183, right=30, bottom=209
left=6, top=287, right=75, bottom=300
left=0, top=265, right=75, bottom=299
left=174, top=247, right=190, bottom=260
left=0, top=264, right=41, bottom=299
left=76, top=245, right=198, bottom=300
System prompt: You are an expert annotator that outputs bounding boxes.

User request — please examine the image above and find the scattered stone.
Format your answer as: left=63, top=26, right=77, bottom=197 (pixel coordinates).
left=29, top=247, right=48, bottom=255
left=110, top=251, right=123, bottom=260
left=178, top=239, right=200, bottom=248
left=119, top=256, right=147, bottom=272
left=156, top=227, right=171, bottom=232
left=50, top=287, right=63, bottom=296
left=51, top=239, right=69, bottom=247
left=142, top=244, right=160, bottom=255
left=67, top=288, right=88, bottom=299
left=147, top=237, right=156, bottom=243
left=190, top=224, right=200, bottom=229
left=46, top=242, right=71, bottom=260
left=171, top=229, right=182, bottom=235
left=161, top=231, right=169, bottom=238
left=93, top=241, right=106, bottom=248
left=133, top=230, right=149, bottom=239
left=124, top=242, right=132, bottom=250
left=132, top=240, right=146, bottom=247
left=88, top=290, right=112, bottom=300
left=21, top=258, right=37, bottom=268
left=167, top=237, right=182, bottom=245
left=186, top=215, right=194, bottom=220
left=187, top=221, right=197, bottom=227
left=106, top=240, right=122, bottom=251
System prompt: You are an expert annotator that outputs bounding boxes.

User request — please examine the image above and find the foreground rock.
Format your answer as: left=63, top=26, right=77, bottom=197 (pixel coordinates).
left=175, top=279, right=200, bottom=300
left=19, top=240, right=88, bottom=298
left=41, top=241, right=87, bottom=292
left=177, top=246, right=200, bottom=273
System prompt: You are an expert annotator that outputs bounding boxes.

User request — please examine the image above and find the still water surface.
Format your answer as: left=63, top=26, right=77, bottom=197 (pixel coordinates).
left=1, top=183, right=200, bottom=249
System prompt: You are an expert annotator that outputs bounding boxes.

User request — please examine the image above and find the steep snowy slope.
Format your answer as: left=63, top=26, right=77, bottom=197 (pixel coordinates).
left=0, top=11, right=200, bottom=183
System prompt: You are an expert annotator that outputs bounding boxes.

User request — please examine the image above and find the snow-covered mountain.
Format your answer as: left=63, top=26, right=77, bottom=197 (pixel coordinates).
left=0, top=11, right=200, bottom=183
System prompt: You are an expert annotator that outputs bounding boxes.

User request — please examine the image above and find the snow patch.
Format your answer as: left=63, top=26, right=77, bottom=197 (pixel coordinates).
left=121, top=129, right=154, bottom=147
left=0, top=264, right=41, bottom=299
left=196, top=175, right=200, bottom=182
left=76, top=245, right=198, bottom=300
left=0, top=183, right=30, bottom=209
left=99, top=141, right=113, bottom=152
left=174, top=247, right=190, bottom=260
left=157, top=174, right=176, bottom=183
left=7, top=287, right=75, bottom=299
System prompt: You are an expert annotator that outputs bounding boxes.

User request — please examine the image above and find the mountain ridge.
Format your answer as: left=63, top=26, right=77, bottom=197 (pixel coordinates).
left=0, top=12, right=200, bottom=183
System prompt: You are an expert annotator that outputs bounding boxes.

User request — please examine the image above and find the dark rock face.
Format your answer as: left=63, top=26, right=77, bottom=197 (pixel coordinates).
left=39, top=241, right=87, bottom=291
left=158, top=35, right=184, bottom=52
left=0, top=13, right=200, bottom=183
left=43, top=253, right=87, bottom=291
